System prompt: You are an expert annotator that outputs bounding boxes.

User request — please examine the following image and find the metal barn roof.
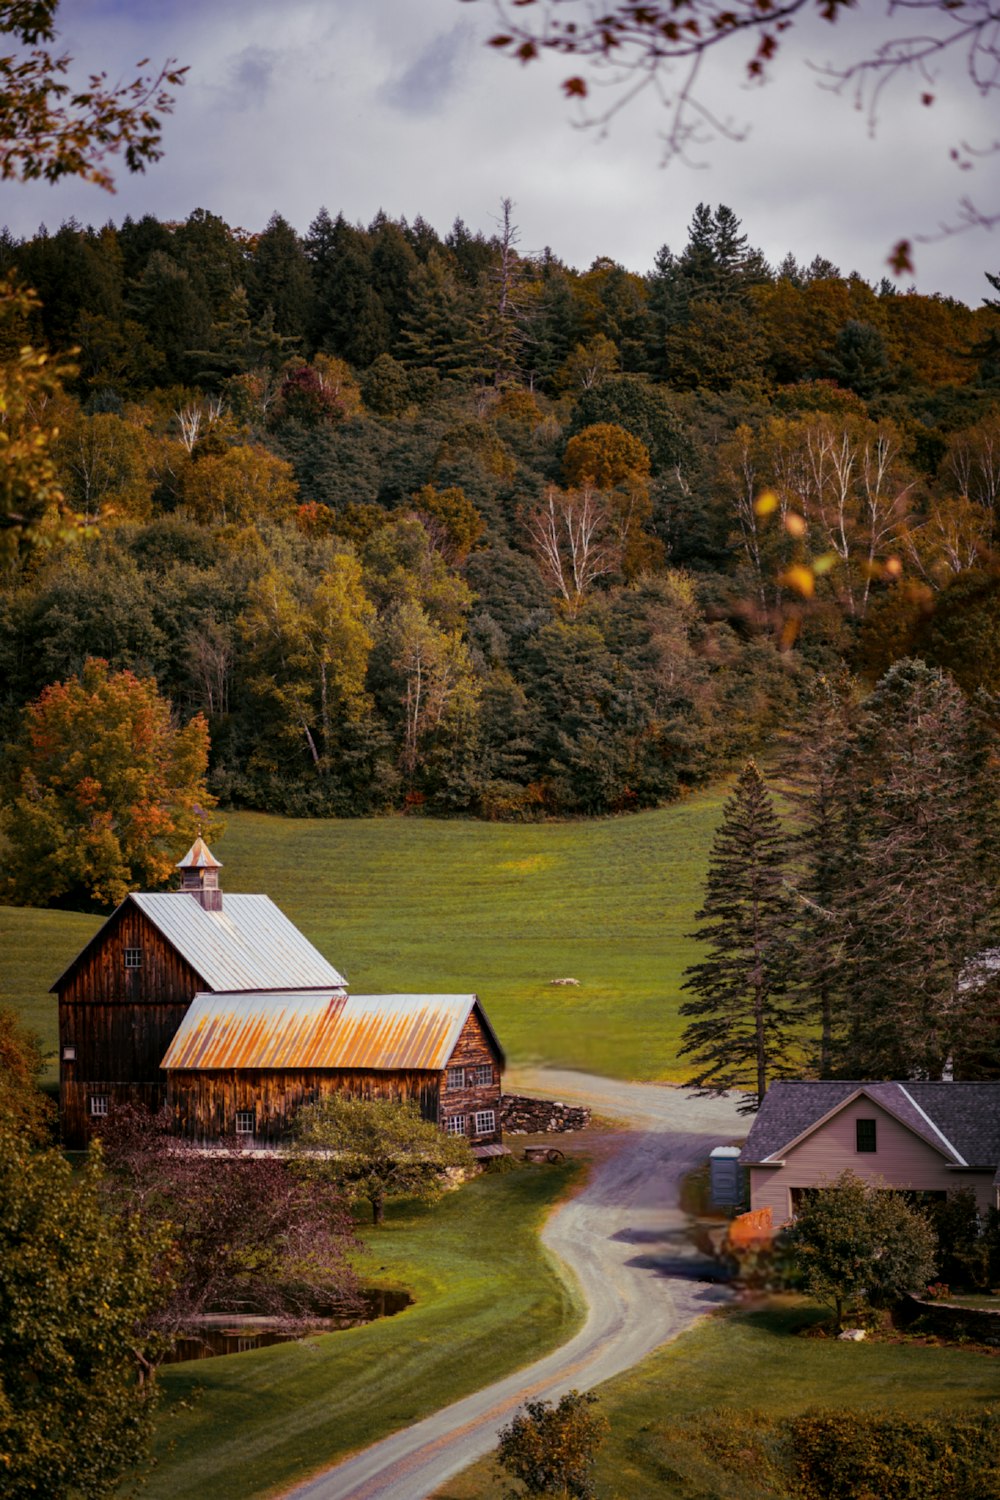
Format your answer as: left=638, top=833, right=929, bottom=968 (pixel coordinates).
left=161, top=990, right=504, bottom=1072
left=51, top=892, right=346, bottom=993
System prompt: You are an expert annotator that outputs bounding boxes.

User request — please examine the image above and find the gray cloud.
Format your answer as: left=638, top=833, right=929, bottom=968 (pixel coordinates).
left=227, top=46, right=280, bottom=106
left=1, top=0, right=997, bottom=304
left=379, top=24, right=473, bottom=116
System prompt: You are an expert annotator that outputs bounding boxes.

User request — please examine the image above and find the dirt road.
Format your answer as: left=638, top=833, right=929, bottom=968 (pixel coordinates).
left=285, top=1071, right=744, bottom=1500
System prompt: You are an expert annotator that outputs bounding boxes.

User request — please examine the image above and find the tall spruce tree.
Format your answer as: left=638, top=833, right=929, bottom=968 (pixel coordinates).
left=679, top=760, right=800, bottom=1111
left=780, top=671, right=858, bottom=1077
left=833, top=659, right=999, bottom=1079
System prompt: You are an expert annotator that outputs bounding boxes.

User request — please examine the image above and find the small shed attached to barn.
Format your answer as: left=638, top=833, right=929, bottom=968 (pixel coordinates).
left=161, top=989, right=504, bottom=1146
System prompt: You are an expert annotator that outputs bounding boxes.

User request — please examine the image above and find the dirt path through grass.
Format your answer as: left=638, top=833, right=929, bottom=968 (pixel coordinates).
left=284, top=1072, right=743, bottom=1500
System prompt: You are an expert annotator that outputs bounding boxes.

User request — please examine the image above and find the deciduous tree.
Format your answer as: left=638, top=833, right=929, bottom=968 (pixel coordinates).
left=526, top=484, right=619, bottom=615
left=2, top=656, right=218, bottom=908
left=782, top=1170, right=937, bottom=1328
left=0, top=280, right=74, bottom=557
left=0, top=1128, right=169, bottom=1498
left=100, top=1106, right=361, bottom=1331
left=495, top=1389, right=607, bottom=1500
left=0, top=0, right=185, bottom=191
left=294, top=1096, right=473, bottom=1225
left=0, top=1006, right=52, bottom=1144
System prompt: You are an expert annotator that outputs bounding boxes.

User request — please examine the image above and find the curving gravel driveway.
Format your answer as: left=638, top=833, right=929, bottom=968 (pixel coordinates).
left=285, top=1070, right=744, bottom=1500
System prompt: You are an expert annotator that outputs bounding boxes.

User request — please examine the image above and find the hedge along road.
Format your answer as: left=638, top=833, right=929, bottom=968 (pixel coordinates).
left=284, top=1071, right=745, bottom=1500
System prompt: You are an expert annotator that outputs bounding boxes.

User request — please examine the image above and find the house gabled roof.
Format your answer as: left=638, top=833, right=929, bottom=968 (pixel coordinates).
left=161, top=990, right=505, bottom=1072
left=51, top=892, right=346, bottom=994
left=740, top=1081, right=1000, bottom=1169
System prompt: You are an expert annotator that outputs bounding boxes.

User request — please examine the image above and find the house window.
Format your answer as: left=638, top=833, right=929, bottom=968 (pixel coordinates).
left=473, top=1064, right=493, bottom=1087
left=473, top=1110, right=496, bottom=1136
left=62, top=1045, right=76, bottom=1062
left=446, top=1066, right=465, bottom=1090
left=446, top=1115, right=467, bottom=1136
left=235, top=1111, right=256, bottom=1136
left=123, top=947, right=143, bottom=969
left=856, top=1118, right=877, bottom=1153
left=89, top=1094, right=109, bottom=1117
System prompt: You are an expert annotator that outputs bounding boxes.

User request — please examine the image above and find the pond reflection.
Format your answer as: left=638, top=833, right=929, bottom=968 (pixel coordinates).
left=164, top=1288, right=412, bottom=1364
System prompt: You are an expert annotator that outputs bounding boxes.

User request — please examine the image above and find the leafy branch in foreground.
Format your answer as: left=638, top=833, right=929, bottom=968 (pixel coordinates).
left=0, top=0, right=186, bottom=191
left=473, top=0, right=1000, bottom=266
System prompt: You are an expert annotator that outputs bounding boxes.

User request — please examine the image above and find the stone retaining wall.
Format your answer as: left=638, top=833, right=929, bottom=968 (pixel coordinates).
left=500, top=1094, right=591, bottom=1134
left=894, top=1292, right=1000, bottom=1346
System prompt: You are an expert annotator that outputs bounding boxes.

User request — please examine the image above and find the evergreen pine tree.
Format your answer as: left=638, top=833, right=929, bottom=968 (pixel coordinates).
left=246, top=212, right=314, bottom=344
left=679, top=760, right=800, bottom=1110
left=833, top=659, right=999, bottom=1079
left=780, top=672, right=858, bottom=1077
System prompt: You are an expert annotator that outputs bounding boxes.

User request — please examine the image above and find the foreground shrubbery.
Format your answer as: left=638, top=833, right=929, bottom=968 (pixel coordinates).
left=676, top=1405, right=1000, bottom=1500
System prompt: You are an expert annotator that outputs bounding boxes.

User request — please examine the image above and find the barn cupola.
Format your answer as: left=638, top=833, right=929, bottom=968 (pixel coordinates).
left=177, top=837, right=223, bottom=911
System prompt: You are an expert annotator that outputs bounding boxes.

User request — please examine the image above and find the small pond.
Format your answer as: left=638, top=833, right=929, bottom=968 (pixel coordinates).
left=163, top=1288, right=412, bottom=1364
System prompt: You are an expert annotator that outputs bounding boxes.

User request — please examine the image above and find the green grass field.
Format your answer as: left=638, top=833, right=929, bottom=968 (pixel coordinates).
left=0, top=790, right=726, bottom=1082
left=144, top=1159, right=582, bottom=1500
left=436, top=1300, right=1000, bottom=1499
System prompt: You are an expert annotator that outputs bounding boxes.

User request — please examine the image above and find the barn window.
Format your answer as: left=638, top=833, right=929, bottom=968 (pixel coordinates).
left=446, top=1115, right=467, bottom=1136
left=473, top=1110, right=496, bottom=1136
left=473, top=1064, right=492, bottom=1087
left=856, top=1118, right=877, bottom=1153
left=235, top=1111, right=256, bottom=1136
left=62, top=1045, right=76, bottom=1062
left=123, top=947, right=143, bottom=969
left=445, top=1066, right=464, bottom=1090
left=89, top=1094, right=109, bottom=1117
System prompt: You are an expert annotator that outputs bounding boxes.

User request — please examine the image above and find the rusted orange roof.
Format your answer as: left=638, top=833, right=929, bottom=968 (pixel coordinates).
left=161, top=991, right=504, bottom=1072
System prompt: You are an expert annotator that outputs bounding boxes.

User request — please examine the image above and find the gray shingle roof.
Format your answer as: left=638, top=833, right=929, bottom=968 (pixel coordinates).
left=740, top=1080, right=1000, bottom=1168
left=51, top=892, right=346, bottom=993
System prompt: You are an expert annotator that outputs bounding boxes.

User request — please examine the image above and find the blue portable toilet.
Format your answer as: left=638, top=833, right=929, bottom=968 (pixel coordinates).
left=709, top=1145, right=744, bottom=1208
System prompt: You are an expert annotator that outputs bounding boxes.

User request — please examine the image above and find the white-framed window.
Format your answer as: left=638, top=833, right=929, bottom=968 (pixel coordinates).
left=473, top=1064, right=492, bottom=1087
left=89, top=1093, right=109, bottom=1117
left=446, top=1114, right=467, bottom=1136
left=445, top=1066, right=465, bottom=1090
left=62, top=1044, right=76, bottom=1062
left=123, top=947, right=143, bottom=969
left=473, top=1110, right=496, bottom=1136
left=235, top=1111, right=256, bottom=1135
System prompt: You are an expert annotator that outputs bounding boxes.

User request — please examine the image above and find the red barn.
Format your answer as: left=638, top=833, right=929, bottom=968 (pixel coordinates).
left=54, top=839, right=504, bottom=1151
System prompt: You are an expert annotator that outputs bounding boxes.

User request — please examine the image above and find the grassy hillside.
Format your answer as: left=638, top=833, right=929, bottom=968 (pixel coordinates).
left=437, top=1300, right=1000, bottom=1498
left=147, top=1160, right=582, bottom=1500
left=0, top=788, right=726, bottom=1082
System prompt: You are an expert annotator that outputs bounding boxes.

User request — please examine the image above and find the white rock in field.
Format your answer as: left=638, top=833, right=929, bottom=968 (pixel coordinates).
left=549, top=978, right=580, bottom=986
left=837, top=1328, right=867, bottom=1341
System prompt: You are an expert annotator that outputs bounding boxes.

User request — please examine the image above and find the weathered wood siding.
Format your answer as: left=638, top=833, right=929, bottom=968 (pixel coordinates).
left=437, top=1009, right=503, bottom=1142
left=748, top=1096, right=995, bottom=1221
left=166, top=1068, right=441, bottom=1143
left=58, top=905, right=204, bottom=1146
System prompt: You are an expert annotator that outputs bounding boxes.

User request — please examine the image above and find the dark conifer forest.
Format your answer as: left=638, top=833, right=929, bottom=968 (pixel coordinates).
left=3, top=200, right=1000, bottom=821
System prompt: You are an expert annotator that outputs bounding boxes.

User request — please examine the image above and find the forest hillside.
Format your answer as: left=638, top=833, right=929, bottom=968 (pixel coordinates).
left=3, top=200, right=999, bottom=824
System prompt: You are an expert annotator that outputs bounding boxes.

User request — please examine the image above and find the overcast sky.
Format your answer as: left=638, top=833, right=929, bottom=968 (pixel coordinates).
left=2, top=0, right=998, bottom=305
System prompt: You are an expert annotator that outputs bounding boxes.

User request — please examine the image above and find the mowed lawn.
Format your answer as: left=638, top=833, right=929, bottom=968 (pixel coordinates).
left=437, top=1300, right=1000, bottom=1499
left=145, top=1160, right=583, bottom=1500
left=0, top=789, right=726, bottom=1082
